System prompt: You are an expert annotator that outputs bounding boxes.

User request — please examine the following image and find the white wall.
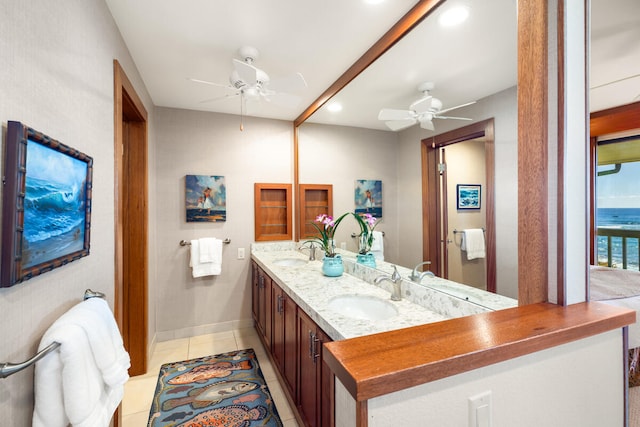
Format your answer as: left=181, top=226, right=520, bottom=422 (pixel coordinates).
left=0, top=0, right=154, bottom=425
left=153, top=107, right=293, bottom=339
left=298, top=123, right=400, bottom=260
left=398, top=86, right=519, bottom=298
left=365, top=330, right=623, bottom=426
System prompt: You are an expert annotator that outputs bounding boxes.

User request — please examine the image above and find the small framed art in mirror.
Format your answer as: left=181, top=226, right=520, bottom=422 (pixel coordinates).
left=457, top=184, right=481, bottom=210
left=1, top=121, right=93, bottom=287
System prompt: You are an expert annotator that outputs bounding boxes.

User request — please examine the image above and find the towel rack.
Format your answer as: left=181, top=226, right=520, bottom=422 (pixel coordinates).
left=350, top=231, right=385, bottom=238
left=180, top=238, right=231, bottom=246
left=0, top=288, right=106, bottom=379
left=452, top=228, right=485, bottom=234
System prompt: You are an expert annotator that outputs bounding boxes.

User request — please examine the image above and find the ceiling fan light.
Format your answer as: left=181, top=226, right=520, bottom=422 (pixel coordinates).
left=438, top=5, right=470, bottom=27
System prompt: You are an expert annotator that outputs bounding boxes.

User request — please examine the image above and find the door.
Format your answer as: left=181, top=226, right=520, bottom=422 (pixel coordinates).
left=114, top=60, right=148, bottom=377
left=422, top=119, right=496, bottom=293
left=440, top=141, right=488, bottom=290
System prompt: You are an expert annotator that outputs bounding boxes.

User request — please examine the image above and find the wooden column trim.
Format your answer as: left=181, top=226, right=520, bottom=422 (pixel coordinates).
left=518, top=0, right=548, bottom=305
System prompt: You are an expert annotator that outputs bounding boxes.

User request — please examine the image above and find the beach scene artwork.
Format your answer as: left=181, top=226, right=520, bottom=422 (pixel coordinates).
left=23, top=139, right=90, bottom=269
left=186, top=175, right=226, bottom=222
left=457, top=184, right=481, bottom=210
left=355, top=179, right=382, bottom=217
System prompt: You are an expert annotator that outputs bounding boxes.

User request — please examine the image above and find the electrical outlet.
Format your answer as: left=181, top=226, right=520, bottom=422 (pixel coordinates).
left=469, top=391, right=491, bottom=427
left=340, top=242, right=347, bottom=250
left=237, top=248, right=245, bottom=259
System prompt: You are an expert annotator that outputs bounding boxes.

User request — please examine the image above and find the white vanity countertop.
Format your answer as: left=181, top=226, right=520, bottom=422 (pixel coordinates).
left=251, top=249, right=448, bottom=341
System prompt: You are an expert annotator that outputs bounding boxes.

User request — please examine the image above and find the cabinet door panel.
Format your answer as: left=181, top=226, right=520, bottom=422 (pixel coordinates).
left=272, top=283, right=285, bottom=372
left=297, top=310, right=319, bottom=427
left=283, top=295, right=298, bottom=397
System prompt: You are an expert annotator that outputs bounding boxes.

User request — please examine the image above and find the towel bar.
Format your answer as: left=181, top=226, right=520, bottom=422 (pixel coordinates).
left=0, top=289, right=106, bottom=379
left=180, top=238, right=231, bottom=246
left=350, top=231, right=385, bottom=238
left=453, top=228, right=485, bottom=234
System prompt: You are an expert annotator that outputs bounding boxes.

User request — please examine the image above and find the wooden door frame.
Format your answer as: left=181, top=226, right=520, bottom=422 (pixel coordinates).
left=421, top=118, right=496, bottom=293
left=588, top=101, right=640, bottom=265
left=114, top=59, right=148, bottom=377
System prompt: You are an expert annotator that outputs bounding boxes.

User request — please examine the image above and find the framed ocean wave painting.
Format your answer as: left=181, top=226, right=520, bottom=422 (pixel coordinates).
left=1, top=121, right=93, bottom=287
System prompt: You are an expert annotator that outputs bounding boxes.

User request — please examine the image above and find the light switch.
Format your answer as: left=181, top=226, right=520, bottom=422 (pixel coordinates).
left=237, top=248, right=245, bottom=259
left=469, top=391, right=491, bottom=427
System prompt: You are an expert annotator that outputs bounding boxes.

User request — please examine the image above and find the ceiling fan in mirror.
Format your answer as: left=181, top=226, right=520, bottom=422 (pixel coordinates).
left=378, top=82, right=476, bottom=131
left=189, top=46, right=307, bottom=130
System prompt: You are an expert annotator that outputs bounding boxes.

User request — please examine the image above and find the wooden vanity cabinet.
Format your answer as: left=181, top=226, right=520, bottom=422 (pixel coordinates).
left=251, top=261, right=335, bottom=427
left=297, top=309, right=334, bottom=427
left=252, top=263, right=272, bottom=349
left=271, top=281, right=297, bottom=396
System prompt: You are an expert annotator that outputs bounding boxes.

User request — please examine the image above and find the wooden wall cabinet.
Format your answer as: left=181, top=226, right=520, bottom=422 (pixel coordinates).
left=254, top=183, right=292, bottom=241
left=298, top=184, right=333, bottom=240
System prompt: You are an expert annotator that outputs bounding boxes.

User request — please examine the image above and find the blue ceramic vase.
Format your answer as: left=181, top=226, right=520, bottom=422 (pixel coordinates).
left=322, top=255, right=343, bottom=277
left=356, top=252, right=377, bottom=268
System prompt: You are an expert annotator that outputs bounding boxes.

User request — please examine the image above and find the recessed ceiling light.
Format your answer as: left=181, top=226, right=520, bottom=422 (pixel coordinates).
left=438, top=5, right=470, bottom=27
left=327, top=102, right=343, bottom=113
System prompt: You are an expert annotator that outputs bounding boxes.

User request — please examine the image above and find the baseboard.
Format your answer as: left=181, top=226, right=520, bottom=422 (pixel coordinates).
left=155, top=317, right=255, bottom=342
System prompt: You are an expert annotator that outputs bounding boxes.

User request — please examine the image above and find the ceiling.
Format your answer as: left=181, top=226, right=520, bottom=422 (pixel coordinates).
left=105, top=0, right=640, bottom=131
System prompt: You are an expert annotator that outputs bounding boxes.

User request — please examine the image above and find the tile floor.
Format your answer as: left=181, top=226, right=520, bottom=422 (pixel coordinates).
left=121, top=327, right=300, bottom=426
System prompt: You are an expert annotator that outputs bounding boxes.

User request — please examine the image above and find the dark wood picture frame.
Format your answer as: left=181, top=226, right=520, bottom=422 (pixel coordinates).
left=1, top=121, right=93, bottom=287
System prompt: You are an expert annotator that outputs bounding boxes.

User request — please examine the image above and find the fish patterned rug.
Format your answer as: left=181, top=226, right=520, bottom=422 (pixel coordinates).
left=147, top=348, right=283, bottom=426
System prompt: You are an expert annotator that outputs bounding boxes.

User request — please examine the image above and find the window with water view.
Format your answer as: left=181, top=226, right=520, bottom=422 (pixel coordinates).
left=597, top=136, right=640, bottom=270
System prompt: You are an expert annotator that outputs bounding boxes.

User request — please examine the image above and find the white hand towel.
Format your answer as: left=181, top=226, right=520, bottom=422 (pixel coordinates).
left=461, top=228, right=485, bottom=260
left=33, top=298, right=130, bottom=427
left=190, top=238, right=223, bottom=277
left=370, top=231, right=384, bottom=261
left=198, top=237, right=217, bottom=263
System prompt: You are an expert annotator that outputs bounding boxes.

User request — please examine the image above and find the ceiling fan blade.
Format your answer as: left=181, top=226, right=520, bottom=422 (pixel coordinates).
left=419, top=118, right=435, bottom=131
left=268, top=72, right=308, bottom=93
left=233, top=58, right=258, bottom=85
left=378, top=108, right=414, bottom=121
left=434, top=115, right=473, bottom=121
left=410, top=96, right=433, bottom=114
left=264, top=92, right=302, bottom=109
left=436, top=101, right=476, bottom=115
left=188, top=78, right=234, bottom=90
left=199, top=93, right=240, bottom=104
left=384, top=118, right=417, bottom=131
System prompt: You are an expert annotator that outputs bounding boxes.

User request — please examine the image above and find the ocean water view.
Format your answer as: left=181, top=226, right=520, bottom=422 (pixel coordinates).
left=597, top=208, right=640, bottom=270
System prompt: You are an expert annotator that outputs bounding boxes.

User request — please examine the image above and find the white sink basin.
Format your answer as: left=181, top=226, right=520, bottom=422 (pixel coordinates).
left=273, top=258, right=308, bottom=267
left=327, top=294, right=398, bottom=321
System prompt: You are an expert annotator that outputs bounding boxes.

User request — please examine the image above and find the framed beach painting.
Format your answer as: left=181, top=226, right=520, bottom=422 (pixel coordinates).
left=185, top=175, right=226, bottom=222
left=1, top=121, right=93, bottom=287
left=457, top=184, right=481, bottom=210
left=355, top=179, right=382, bottom=217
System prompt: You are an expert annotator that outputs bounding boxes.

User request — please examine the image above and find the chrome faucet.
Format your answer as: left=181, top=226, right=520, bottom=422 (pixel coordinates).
left=374, top=265, right=403, bottom=301
left=298, top=242, right=317, bottom=261
left=409, top=261, right=435, bottom=283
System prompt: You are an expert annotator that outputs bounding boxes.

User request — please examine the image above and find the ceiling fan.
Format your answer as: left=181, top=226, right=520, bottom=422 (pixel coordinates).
left=189, top=46, right=308, bottom=111
left=378, top=82, right=476, bottom=131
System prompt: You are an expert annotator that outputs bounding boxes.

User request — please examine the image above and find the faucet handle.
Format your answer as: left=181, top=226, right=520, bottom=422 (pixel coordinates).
left=391, top=265, right=401, bottom=282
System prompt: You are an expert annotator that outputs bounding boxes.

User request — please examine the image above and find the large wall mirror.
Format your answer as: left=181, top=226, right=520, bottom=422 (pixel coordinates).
left=294, top=0, right=520, bottom=303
